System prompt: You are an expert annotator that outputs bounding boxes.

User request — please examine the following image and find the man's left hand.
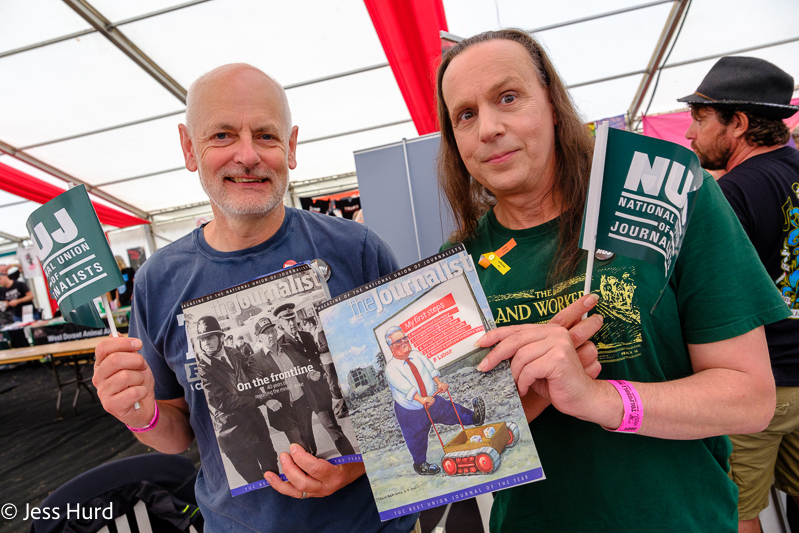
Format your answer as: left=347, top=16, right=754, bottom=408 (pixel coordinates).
left=264, top=444, right=365, bottom=498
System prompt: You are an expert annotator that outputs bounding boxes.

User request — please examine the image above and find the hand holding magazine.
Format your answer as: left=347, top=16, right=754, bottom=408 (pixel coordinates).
left=181, top=263, right=359, bottom=497
left=317, top=245, right=544, bottom=521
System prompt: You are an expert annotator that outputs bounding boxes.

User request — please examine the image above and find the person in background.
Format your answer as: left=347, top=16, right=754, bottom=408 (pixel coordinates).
left=236, top=334, right=254, bottom=357
left=276, top=303, right=355, bottom=457
left=682, top=56, right=799, bottom=533
left=0, top=271, right=35, bottom=322
left=436, top=29, right=787, bottom=532
left=115, top=256, right=136, bottom=308
left=301, top=314, right=348, bottom=418
left=223, top=334, right=236, bottom=351
left=249, top=316, right=315, bottom=455
left=92, top=63, right=415, bottom=532
left=107, top=256, right=134, bottom=310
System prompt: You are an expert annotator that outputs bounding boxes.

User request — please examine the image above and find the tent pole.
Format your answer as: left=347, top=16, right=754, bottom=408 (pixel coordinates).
left=0, top=139, right=151, bottom=221
left=62, top=0, right=187, bottom=104
left=627, top=0, right=689, bottom=129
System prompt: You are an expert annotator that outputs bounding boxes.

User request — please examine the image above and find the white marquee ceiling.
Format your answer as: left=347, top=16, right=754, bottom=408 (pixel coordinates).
left=1, top=0, right=797, bottom=247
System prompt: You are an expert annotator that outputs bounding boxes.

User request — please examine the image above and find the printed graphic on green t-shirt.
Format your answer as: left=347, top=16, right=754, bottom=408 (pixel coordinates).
left=488, top=273, right=583, bottom=323
left=444, top=174, right=790, bottom=532
left=595, top=266, right=642, bottom=361
left=488, top=263, right=643, bottom=363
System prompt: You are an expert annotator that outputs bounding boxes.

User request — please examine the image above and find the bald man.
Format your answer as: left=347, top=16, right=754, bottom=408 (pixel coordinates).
left=92, top=64, right=411, bottom=532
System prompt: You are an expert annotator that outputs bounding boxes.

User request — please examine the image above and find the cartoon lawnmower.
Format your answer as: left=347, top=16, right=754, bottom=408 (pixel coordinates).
left=425, top=392, right=521, bottom=476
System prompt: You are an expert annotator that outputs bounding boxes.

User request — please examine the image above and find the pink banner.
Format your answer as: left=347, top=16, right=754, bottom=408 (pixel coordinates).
left=643, top=98, right=799, bottom=149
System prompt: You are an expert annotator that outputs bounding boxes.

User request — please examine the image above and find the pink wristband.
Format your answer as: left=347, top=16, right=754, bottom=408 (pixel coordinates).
left=126, top=401, right=159, bottom=433
left=605, top=380, right=643, bottom=433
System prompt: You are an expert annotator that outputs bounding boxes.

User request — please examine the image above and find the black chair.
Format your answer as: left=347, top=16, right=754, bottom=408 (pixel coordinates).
left=30, top=453, right=203, bottom=533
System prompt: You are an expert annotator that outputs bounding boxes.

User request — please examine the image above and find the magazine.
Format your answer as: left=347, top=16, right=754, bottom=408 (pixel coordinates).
left=317, top=245, right=544, bottom=521
left=181, top=263, right=361, bottom=497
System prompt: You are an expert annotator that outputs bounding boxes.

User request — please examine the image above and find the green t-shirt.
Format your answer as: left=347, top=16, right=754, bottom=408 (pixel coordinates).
left=444, top=174, right=789, bottom=532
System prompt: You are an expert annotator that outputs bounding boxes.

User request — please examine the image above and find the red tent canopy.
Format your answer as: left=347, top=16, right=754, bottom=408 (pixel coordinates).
left=365, top=0, right=448, bottom=136
left=0, top=161, right=148, bottom=228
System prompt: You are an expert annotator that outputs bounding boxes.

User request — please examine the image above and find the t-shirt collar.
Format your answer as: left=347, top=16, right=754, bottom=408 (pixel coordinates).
left=485, top=207, right=560, bottom=241
left=194, top=207, right=295, bottom=260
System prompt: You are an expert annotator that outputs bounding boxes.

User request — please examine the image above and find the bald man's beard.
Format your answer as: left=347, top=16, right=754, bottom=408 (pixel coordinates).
left=198, top=164, right=289, bottom=218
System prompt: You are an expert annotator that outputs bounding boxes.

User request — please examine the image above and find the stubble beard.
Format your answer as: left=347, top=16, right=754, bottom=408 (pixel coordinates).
left=199, top=164, right=289, bottom=218
left=693, top=134, right=732, bottom=171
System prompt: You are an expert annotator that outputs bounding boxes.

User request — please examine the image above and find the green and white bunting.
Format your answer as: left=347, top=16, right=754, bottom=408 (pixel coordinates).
left=580, top=122, right=704, bottom=309
left=26, top=185, right=125, bottom=327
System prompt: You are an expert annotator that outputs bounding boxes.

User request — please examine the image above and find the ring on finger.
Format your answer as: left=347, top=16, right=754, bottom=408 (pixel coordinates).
left=301, top=491, right=308, bottom=499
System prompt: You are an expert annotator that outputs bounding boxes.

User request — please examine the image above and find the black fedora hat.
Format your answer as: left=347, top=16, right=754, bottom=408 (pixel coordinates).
left=678, top=56, right=798, bottom=119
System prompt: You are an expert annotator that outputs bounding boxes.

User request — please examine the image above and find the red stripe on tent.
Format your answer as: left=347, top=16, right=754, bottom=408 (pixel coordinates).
left=313, top=189, right=359, bottom=202
left=0, top=161, right=148, bottom=228
left=365, top=0, right=448, bottom=135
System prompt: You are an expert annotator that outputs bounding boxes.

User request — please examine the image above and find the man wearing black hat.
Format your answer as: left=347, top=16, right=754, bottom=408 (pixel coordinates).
left=249, top=316, right=315, bottom=453
left=682, top=56, right=799, bottom=533
left=276, top=302, right=355, bottom=457
left=195, top=315, right=279, bottom=483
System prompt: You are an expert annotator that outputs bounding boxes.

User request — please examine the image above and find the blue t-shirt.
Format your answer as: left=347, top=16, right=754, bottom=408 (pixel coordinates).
left=130, top=208, right=417, bottom=533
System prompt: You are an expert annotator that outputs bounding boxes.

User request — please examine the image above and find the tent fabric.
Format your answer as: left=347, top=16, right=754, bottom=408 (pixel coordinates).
left=364, top=0, right=448, bottom=135
left=643, top=97, right=799, bottom=148
left=642, top=111, right=694, bottom=149
left=0, top=161, right=149, bottom=228
left=1, top=0, right=798, bottom=248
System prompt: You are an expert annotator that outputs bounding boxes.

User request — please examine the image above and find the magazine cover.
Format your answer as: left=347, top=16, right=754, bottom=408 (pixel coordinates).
left=317, top=245, right=544, bottom=521
left=181, top=263, right=360, bottom=497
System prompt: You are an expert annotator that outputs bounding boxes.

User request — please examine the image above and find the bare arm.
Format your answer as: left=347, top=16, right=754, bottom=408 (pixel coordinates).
left=480, top=308, right=775, bottom=438
left=10, top=291, right=34, bottom=307
left=611, top=328, right=775, bottom=438
left=93, top=336, right=195, bottom=453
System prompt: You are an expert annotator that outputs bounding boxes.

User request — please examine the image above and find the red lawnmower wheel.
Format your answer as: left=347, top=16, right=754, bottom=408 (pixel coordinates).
left=476, top=453, right=494, bottom=473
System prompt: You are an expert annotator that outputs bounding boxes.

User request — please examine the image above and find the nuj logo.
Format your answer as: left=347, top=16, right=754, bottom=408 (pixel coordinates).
left=31, top=208, right=78, bottom=261
left=623, top=152, right=695, bottom=225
